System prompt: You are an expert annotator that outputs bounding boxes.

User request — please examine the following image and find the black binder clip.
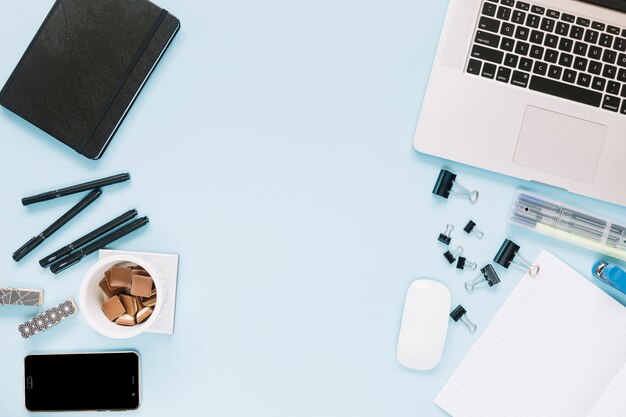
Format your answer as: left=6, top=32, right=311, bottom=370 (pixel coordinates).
left=443, top=245, right=463, bottom=264
left=494, top=239, right=539, bottom=276
left=463, top=220, right=484, bottom=239
left=438, top=224, right=454, bottom=245
left=456, top=256, right=477, bottom=271
left=465, top=264, right=501, bottom=293
left=450, top=305, right=477, bottom=333
left=432, top=169, right=479, bottom=203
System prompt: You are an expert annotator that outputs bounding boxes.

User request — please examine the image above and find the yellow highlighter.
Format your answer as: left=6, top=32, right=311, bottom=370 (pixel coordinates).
left=510, top=191, right=626, bottom=262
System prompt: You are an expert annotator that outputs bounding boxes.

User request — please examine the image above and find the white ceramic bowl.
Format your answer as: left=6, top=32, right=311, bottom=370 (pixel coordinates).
left=79, top=255, right=163, bottom=339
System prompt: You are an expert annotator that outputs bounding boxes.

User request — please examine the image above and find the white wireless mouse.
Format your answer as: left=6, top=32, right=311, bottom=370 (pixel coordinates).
left=397, top=279, right=451, bottom=371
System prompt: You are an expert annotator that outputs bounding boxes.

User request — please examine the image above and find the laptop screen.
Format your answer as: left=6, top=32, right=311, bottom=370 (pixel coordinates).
left=581, top=0, right=626, bottom=13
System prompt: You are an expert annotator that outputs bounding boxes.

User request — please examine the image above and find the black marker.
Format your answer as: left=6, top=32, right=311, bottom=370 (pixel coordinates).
left=39, top=209, right=138, bottom=268
left=50, top=216, right=149, bottom=274
left=13, top=189, right=102, bottom=262
left=22, top=173, right=130, bottom=206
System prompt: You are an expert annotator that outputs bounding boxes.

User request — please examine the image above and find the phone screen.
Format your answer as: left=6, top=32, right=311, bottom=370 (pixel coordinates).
left=24, top=352, right=140, bottom=411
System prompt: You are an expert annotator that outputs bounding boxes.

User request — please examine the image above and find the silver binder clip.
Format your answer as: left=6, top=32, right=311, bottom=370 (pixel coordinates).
left=443, top=245, right=463, bottom=264
left=456, top=256, right=477, bottom=271
left=494, top=239, right=539, bottom=276
left=463, top=220, right=484, bottom=239
left=450, top=305, right=477, bottom=334
left=432, top=169, right=479, bottom=203
left=438, top=224, right=454, bottom=245
left=465, top=264, right=501, bottom=293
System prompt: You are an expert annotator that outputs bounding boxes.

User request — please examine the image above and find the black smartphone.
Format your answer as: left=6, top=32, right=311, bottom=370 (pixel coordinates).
left=24, top=351, right=140, bottom=412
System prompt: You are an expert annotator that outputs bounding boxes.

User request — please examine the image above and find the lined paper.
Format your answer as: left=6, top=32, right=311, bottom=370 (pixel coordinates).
left=435, top=251, right=626, bottom=417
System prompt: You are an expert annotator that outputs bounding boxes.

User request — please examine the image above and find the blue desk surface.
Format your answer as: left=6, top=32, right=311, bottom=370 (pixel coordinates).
left=2, top=1, right=626, bottom=416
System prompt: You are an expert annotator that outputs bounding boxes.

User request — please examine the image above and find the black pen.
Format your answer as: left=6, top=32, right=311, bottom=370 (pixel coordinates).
left=50, top=216, right=150, bottom=274
left=39, top=209, right=138, bottom=268
left=13, top=189, right=102, bottom=262
left=22, top=173, right=130, bottom=206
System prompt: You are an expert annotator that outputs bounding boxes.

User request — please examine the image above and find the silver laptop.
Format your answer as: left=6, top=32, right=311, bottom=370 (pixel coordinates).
left=414, top=0, right=626, bottom=206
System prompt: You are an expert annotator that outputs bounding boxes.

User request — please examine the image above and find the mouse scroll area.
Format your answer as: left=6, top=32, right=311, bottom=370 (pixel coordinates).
left=397, top=280, right=451, bottom=371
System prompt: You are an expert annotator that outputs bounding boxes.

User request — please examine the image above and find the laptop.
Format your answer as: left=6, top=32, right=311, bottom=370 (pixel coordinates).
left=414, top=0, right=626, bottom=206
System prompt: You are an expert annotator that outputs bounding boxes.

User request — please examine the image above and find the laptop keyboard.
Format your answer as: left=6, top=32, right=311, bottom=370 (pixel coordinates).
left=467, top=0, right=626, bottom=115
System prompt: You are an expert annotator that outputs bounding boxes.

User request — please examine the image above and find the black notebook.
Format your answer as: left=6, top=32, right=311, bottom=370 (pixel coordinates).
left=0, top=0, right=180, bottom=159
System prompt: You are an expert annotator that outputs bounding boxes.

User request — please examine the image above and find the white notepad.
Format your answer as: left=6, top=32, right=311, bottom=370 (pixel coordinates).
left=435, top=250, right=626, bottom=417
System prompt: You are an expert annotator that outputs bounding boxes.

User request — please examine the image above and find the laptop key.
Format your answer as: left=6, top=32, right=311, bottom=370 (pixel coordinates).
left=574, top=57, right=588, bottom=71
left=559, top=53, right=573, bottom=67
left=563, top=69, right=577, bottom=83
left=529, top=30, right=544, bottom=44
left=501, top=22, right=515, bottom=37
left=573, top=42, right=588, bottom=56
left=561, top=13, right=575, bottom=23
left=570, top=26, right=584, bottom=40
left=619, top=53, right=626, bottom=67
left=585, top=29, right=599, bottom=44
left=511, top=70, right=530, bottom=87
left=504, top=53, right=519, bottom=67
left=621, top=100, right=626, bottom=115
left=516, top=1, right=530, bottom=11
left=475, top=30, right=501, bottom=48
left=607, top=25, right=620, bottom=35
left=591, top=21, right=606, bottom=31
left=548, top=65, right=562, bottom=79
left=588, top=60, right=602, bottom=75
left=533, top=61, right=547, bottom=75
left=502, top=0, right=515, bottom=5
left=576, top=17, right=590, bottom=27
left=497, top=6, right=512, bottom=21
left=530, top=45, right=544, bottom=59
left=500, top=37, right=515, bottom=51
left=546, top=9, right=559, bottom=19
left=618, top=68, right=626, bottom=82
left=529, top=75, right=602, bottom=107
left=602, top=95, right=620, bottom=111
left=512, top=10, right=525, bottom=24
left=531, top=5, right=545, bottom=14
left=481, top=62, right=497, bottom=79
left=599, top=34, right=613, bottom=48
left=544, top=34, right=558, bottom=48
left=519, top=57, right=533, bottom=71
left=555, top=22, right=569, bottom=36
left=497, top=66, right=512, bottom=82
left=577, top=73, right=591, bottom=87
left=559, top=38, right=573, bottom=52
left=541, top=17, right=555, bottom=32
left=615, top=38, right=626, bottom=52
left=544, top=49, right=559, bottom=63
left=588, top=46, right=602, bottom=60
left=622, top=84, right=626, bottom=98
left=592, top=77, right=607, bottom=91
left=603, top=50, right=616, bottom=64
left=482, top=2, right=497, bottom=16
left=472, top=45, right=504, bottom=64
left=479, top=17, right=500, bottom=33
left=515, top=26, right=529, bottom=40
left=607, top=81, right=621, bottom=95
left=526, top=14, right=541, bottom=29
left=515, top=41, right=530, bottom=55
left=603, top=65, right=617, bottom=79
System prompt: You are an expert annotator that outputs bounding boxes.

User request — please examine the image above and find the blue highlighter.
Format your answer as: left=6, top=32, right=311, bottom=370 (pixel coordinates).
left=592, top=261, right=626, bottom=294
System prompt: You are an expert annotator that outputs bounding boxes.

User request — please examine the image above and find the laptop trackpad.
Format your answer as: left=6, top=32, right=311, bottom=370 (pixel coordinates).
left=513, top=106, right=607, bottom=184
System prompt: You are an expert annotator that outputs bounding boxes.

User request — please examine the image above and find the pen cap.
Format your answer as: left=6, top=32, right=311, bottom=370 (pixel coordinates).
left=592, top=261, right=626, bottom=293
left=494, top=239, right=520, bottom=269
